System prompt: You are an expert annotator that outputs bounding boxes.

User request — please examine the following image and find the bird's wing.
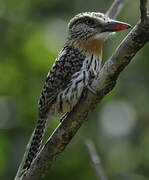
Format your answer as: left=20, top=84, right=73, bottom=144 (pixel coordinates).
left=38, top=45, right=85, bottom=117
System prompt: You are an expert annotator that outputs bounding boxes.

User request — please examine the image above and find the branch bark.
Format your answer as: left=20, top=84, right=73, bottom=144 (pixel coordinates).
left=85, top=139, right=108, bottom=180
left=17, top=0, right=149, bottom=179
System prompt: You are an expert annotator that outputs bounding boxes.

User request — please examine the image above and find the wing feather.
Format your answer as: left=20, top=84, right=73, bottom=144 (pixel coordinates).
left=38, top=45, right=86, bottom=117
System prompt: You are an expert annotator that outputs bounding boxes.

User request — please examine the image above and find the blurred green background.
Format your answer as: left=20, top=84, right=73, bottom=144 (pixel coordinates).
left=0, top=0, right=149, bottom=179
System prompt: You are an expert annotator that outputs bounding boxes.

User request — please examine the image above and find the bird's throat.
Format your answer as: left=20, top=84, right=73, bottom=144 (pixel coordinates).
left=72, top=38, right=103, bottom=57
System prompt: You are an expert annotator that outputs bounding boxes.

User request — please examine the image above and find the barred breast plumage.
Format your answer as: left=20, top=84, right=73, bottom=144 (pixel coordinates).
left=44, top=45, right=101, bottom=116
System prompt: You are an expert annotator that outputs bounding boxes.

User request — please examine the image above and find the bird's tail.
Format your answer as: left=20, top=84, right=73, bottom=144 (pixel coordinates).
left=22, top=117, right=48, bottom=170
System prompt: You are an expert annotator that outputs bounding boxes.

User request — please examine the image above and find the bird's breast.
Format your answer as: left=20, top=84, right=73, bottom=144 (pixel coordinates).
left=49, top=54, right=102, bottom=116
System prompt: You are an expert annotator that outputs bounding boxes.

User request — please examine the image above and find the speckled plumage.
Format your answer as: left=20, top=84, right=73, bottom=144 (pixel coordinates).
left=38, top=45, right=86, bottom=116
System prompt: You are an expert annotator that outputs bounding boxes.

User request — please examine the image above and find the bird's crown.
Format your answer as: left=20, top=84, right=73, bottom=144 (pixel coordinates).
left=68, top=12, right=108, bottom=29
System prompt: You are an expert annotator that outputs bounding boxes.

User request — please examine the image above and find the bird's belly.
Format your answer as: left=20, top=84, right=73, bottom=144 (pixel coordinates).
left=49, top=72, right=85, bottom=116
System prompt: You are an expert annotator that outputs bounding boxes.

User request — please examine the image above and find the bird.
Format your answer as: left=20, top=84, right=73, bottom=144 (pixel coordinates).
left=22, top=12, right=131, bottom=171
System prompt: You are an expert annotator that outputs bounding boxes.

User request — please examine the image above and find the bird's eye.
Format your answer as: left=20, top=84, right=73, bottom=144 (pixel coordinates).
left=86, top=19, right=94, bottom=25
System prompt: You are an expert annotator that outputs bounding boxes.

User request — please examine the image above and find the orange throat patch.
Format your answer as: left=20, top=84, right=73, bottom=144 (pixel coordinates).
left=73, top=38, right=103, bottom=57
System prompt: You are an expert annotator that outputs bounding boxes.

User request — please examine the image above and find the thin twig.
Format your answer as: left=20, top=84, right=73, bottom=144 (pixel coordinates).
left=106, top=0, right=127, bottom=19
left=85, top=139, right=108, bottom=180
left=140, top=0, right=148, bottom=22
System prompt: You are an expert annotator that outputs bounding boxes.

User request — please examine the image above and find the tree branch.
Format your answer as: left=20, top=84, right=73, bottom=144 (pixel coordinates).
left=85, top=139, right=108, bottom=180
left=106, top=0, right=127, bottom=19
left=17, top=0, right=149, bottom=179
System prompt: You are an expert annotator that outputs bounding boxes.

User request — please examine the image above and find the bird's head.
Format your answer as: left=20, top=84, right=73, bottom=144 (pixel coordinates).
left=68, top=12, right=131, bottom=57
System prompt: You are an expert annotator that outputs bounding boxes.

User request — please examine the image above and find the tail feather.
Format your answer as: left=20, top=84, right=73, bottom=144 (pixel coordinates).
left=23, top=118, right=47, bottom=170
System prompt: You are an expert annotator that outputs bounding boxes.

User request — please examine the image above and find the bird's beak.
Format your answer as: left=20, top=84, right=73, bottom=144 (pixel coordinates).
left=102, top=20, right=131, bottom=32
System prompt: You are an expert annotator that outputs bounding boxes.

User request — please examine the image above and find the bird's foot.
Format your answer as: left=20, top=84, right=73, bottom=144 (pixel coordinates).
left=60, top=113, right=69, bottom=122
left=87, top=85, right=99, bottom=97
